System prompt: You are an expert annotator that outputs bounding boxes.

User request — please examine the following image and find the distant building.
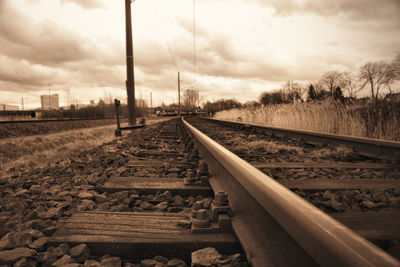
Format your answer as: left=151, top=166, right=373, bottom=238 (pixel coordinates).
left=0, top=104, right=19, bottom=111
left=40, top=94, right=59, bottom=110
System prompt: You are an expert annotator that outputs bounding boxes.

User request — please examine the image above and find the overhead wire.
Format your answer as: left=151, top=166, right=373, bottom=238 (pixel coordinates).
left=155, top=0, right=180, bottom=73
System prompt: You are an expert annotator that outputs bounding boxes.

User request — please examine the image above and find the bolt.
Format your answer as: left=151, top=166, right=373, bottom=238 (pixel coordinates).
left=197, top=160, right=209, bottom=178
left=186, top=169, right=196, bottom=179
left=192, top=209, right=211, bottom=228
left=213, top=191, right=229, bottom=207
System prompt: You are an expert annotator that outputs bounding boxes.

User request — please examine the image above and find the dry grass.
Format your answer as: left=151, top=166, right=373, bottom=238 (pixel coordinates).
left=0, top=117, right=170, bottom=176
left=0, top=125, right=117, bottom=174
left=215, top=100, right=400, bottom=141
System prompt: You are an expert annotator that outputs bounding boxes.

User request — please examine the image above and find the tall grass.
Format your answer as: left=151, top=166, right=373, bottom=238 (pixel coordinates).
left=214, top=100, right=400, bottom=141
left=0, top=125, right=117, bottom=175
left=0, top=117, right=169, bottom=176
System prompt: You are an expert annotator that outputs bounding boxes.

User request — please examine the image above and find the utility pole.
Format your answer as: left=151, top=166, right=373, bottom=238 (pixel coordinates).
left=178, top=72, right=181, bottom=116
left=21, top=98, right=24, bottom=111
left=125, top=0, right=136, bottom=125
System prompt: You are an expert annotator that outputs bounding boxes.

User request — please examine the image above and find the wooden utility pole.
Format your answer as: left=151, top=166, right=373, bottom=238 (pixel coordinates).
left=178, top=72, right=181, bottom=116
left=125, top=0, right=136, bottom=125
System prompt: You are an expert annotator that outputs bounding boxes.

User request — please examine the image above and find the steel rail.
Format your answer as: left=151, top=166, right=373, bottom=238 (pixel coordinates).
left=182, top=117, right=400, bottom=267
left=202, top=117, right=400, bottom=159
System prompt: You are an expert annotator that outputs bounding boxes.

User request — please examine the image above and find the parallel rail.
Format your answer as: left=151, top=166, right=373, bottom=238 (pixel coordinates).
left=202, top=117, right=400, bottom=159
left=182, top=117, right=400, bottom=267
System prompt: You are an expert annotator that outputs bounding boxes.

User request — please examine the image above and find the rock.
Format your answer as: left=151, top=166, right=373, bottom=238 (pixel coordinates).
left=172, top=196, right=185, bottom=207
left=139, top=201, right=153, bottom=210
left=84, top=259, right=102, bottom=266
left=70, top=244, right=90, bottom=263
left=192, top=201, right=202, bottom=211
left=87, top=174, right=101, bottom=185
left=141, top=259, right=158, bottom=267
left=154, top=202, right=169, bottom=211
left=72, top=176, right=88, bottom=186
left=38, top=207, right=62, bottom=220
left=129, top=193, right=140, bottom=200
left=167, top=207, right=183, bottom=213
left=52, top=255, right=76, bottom=266
left=42, top=247, right=60, bottom=265
left=78, top=191, right=94, bottom=200
left=324, top=198, right=344, bottom=211
left=200, top=198, right=211, bottom=209
left=26, top=219, right=50, bottom=231
left=43, top=226, right=58, bottom=236
left=97, top=203, right=110, bottom=210
left=14, top=189, right=29, bottom=197
left=159, top=191, right=174, bottom=201
left=389, top=197, right=400, bottom=208
left=361, top=200, right=378, bottom=210
left=110, top=191, right=129, bottom=201
left=29, top=237, right=49, bottom=251
left=0, top=232, right=14, bottom=250
left=79, top=200, right=96, bottom=210
left=0, top=247, right=36, bottom=264
left=55, top=243, right=70, bottom=256
left=191, top=247, right=222, bottom=267
left=48, top=185, right=62, bottom=195
left=29, top=184, right=41, bottom=193
left=122, top=197, right=133, bottom=206
left=0, top=231, right=32, bottom=250
left=153, top=255, right=168, bottom=264
left=13, top=257, right=37, bottom=267
left=110, top=204, right=124, bottom=212
left=101, top=256, right=121, bottom=267
left=134, top=199, right=143, bottom=207
left=94, top=194, right=108, bottom=204
left=155, top=262, right=167, bottom=267
left=167, top=258, right=186, bottom=267
left=322, top=191, right=336, bottom=200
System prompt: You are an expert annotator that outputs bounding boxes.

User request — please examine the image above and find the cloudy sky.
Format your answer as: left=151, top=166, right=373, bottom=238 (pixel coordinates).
left=0, top=0, right=399, bottom=108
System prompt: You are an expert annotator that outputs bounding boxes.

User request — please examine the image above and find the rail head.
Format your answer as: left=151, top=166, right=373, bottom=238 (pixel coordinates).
left=202, top=117, right=400, bottom=159
left=182, top=117, right=400, bottom=267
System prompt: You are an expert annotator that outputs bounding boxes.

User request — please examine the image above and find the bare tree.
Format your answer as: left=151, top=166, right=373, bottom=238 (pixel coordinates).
left=319, top=71, right=345, bottom=96
left=342, top=72, right=362, bottom=98
left=359, top=61, right=396, bottom=99
left=183, top=88, right=199, bottom=109
left=282, top=81, right=306, bottom=102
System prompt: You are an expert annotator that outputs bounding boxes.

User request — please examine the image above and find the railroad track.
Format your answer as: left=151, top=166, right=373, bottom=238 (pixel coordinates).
left=0, top=117, right=399, bottom=266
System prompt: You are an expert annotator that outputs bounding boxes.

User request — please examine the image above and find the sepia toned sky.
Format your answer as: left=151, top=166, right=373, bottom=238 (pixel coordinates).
left=0, top=0, right=399, bottom=108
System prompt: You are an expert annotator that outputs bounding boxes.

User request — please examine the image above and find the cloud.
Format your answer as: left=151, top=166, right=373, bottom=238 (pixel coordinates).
left=251, top=0, right=400, bottom=23
left=0, top=1, right=126, bottom=91
left=0, top=3, right=95, bottom=66
left=0, top=55, right=57, bottom=87
left=60, top=0, right=105, bottom=9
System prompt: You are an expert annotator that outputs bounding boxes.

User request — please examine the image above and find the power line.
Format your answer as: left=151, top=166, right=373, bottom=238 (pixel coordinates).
left=165, top=40, right=179, bottom=72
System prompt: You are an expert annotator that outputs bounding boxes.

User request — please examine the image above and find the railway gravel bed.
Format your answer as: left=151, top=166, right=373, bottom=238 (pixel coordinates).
left=0, top=119, right=249, bottom=266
